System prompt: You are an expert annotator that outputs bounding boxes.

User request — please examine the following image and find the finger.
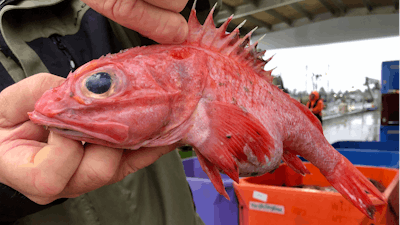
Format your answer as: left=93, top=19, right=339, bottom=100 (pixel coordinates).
left=62, top=144, right=123, bottom=196
left=2, top=132, right=83, bottom=205
left=83, top=0, right=188, bottom=44
left=0, top=73, right=65, bottom=127
left=0, top=121, right=49, bottom=143
left=143, top=0, right=188, bottom=12
left=32, top=132, right=83, bottom=197
left=113, top=144, right=178, bottom=181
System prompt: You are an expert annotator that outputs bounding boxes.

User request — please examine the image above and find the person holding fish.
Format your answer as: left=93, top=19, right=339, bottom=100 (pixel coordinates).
left=0, top=0, right=217, bottom=224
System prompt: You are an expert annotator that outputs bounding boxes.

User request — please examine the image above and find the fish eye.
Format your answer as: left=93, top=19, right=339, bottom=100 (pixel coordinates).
left=85, top=72, right=112, bottom=94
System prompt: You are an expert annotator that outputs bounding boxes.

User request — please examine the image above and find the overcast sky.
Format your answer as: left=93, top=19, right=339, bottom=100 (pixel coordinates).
left=263, top=36, right=399, bottom=94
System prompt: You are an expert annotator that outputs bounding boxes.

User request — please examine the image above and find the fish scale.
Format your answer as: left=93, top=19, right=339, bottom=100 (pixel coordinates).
left=29, top=2, right=386, bottom=219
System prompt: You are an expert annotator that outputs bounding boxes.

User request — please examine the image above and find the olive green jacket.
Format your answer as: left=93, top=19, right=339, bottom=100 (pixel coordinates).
left=0, top=0, right=218, bottom=224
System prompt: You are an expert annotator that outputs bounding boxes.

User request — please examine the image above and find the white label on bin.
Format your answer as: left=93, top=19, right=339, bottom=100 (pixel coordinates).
left=252, top=190, right=267, bottom=202
left=249, top=201, right=285, bottom=215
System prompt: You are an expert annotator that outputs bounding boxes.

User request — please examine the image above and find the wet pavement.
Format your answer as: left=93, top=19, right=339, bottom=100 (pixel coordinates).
left=322, top=110, right=381, bottom=144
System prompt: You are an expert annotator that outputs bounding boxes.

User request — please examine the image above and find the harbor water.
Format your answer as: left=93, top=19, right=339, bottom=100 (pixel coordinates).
left=323, top=110, right=381, bottom=144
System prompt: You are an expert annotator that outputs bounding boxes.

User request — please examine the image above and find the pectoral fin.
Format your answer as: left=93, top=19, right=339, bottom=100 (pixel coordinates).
left=194, top=148, right=230, bottom=200
left=184, top=100, right=276, bottom=199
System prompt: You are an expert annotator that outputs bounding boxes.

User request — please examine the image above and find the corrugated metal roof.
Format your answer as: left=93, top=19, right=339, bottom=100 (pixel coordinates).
left=216, top=0, right=399, bottom=35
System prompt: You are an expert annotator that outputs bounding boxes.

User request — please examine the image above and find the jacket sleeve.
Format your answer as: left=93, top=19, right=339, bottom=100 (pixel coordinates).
left=311, top=100, right=324, bottom=114
left=0, top=183, right=68, bottom=224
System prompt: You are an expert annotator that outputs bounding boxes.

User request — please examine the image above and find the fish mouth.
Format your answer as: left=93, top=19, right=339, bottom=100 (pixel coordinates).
left=47, top=126, right=121, bottom=148
left=28, top=111, right=129, bottom=145
left=47, top=126, right=95, bottom=140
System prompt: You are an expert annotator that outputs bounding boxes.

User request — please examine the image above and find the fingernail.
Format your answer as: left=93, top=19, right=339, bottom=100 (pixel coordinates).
left=48, top=131, right=57, bottom=144
left=48, top=131, right=63, bottom=144
left=48, top=131, right=54, bottom=142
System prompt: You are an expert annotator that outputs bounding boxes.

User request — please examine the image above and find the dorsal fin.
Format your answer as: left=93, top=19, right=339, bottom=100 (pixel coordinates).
left=184, top=2, right=273, bottom=83
left=289, top=97, right=323, bottom=134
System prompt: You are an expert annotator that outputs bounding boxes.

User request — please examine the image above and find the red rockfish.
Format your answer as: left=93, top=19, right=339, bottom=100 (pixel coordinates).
left=29, top=3, right=385, bottom=219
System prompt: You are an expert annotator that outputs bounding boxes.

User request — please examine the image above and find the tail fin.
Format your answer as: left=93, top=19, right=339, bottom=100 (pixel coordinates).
left=322, top=156, right=386, bottom=219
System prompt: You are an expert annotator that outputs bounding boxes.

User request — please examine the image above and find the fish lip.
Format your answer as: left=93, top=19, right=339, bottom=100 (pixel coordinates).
left=48, top=127, right=95, bottom=140
left=28, top=110, right=127, bottom=144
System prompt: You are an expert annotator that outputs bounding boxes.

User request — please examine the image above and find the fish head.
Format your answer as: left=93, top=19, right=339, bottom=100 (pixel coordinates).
left=29, top=53, right=172, bottom=148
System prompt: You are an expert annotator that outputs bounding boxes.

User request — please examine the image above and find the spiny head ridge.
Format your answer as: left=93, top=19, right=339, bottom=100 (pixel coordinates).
left=184, top=4, right=273, bottom=82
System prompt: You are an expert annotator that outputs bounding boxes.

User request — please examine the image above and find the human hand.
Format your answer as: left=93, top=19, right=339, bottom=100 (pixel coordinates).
left=81, top=0, right=189, bottom=44
left=0, top=73, right=177, bottom=205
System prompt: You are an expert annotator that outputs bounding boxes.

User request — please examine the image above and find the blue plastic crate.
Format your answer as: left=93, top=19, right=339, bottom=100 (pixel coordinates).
left=182, top=157, right=238, bottom=225
left=300, top=142, right=400, bottom=168
left=332, top=141, right=399, bottom=168
left=331, top=141, right=399, bottom=152
left=381, top=61, right=399, bottom=94
left=336, top=149, right=399, bottom=168
left=380, top=126, right=399, bottom=142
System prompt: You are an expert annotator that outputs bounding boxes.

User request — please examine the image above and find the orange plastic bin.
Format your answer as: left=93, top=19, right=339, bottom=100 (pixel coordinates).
left=233, top=162, right=398, bottom=225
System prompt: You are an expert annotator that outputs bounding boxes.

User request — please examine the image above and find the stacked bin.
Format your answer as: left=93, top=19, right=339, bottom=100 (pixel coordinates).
left=182, top=157, right=239, bottom=225
left=234, top=163, right=398, bottom=225
left=233, top=141, right=399, bottom=224
left=331, top=141, right=399, bottom=168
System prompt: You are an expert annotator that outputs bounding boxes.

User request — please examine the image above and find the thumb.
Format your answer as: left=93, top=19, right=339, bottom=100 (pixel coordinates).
left=84, top=0, right=188, bottom=44
left=0, top=73, right=65, bottom=127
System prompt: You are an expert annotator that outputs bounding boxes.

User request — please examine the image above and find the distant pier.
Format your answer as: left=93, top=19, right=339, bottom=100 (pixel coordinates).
left=323, top=110, right=380, bottom=144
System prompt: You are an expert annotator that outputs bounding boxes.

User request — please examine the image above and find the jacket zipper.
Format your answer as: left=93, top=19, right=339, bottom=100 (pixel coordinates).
left=50, top=34, right=76, bottom=71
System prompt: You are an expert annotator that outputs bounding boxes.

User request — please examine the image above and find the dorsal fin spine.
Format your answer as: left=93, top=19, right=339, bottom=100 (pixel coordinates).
left=266, top=54, right=275, bottom=62
left=224, top=20, right=247, bottom=54
left=186, top=9, right=202, bottom=45
left=200, top=3, right=218, bottom=48
left=220, top=20, right=242, bottom=55
left=213, top=15, right=233, bottom=51
left=186, top=6, right=273, bottom=83
left=237, top=27, right=258, bottom=61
